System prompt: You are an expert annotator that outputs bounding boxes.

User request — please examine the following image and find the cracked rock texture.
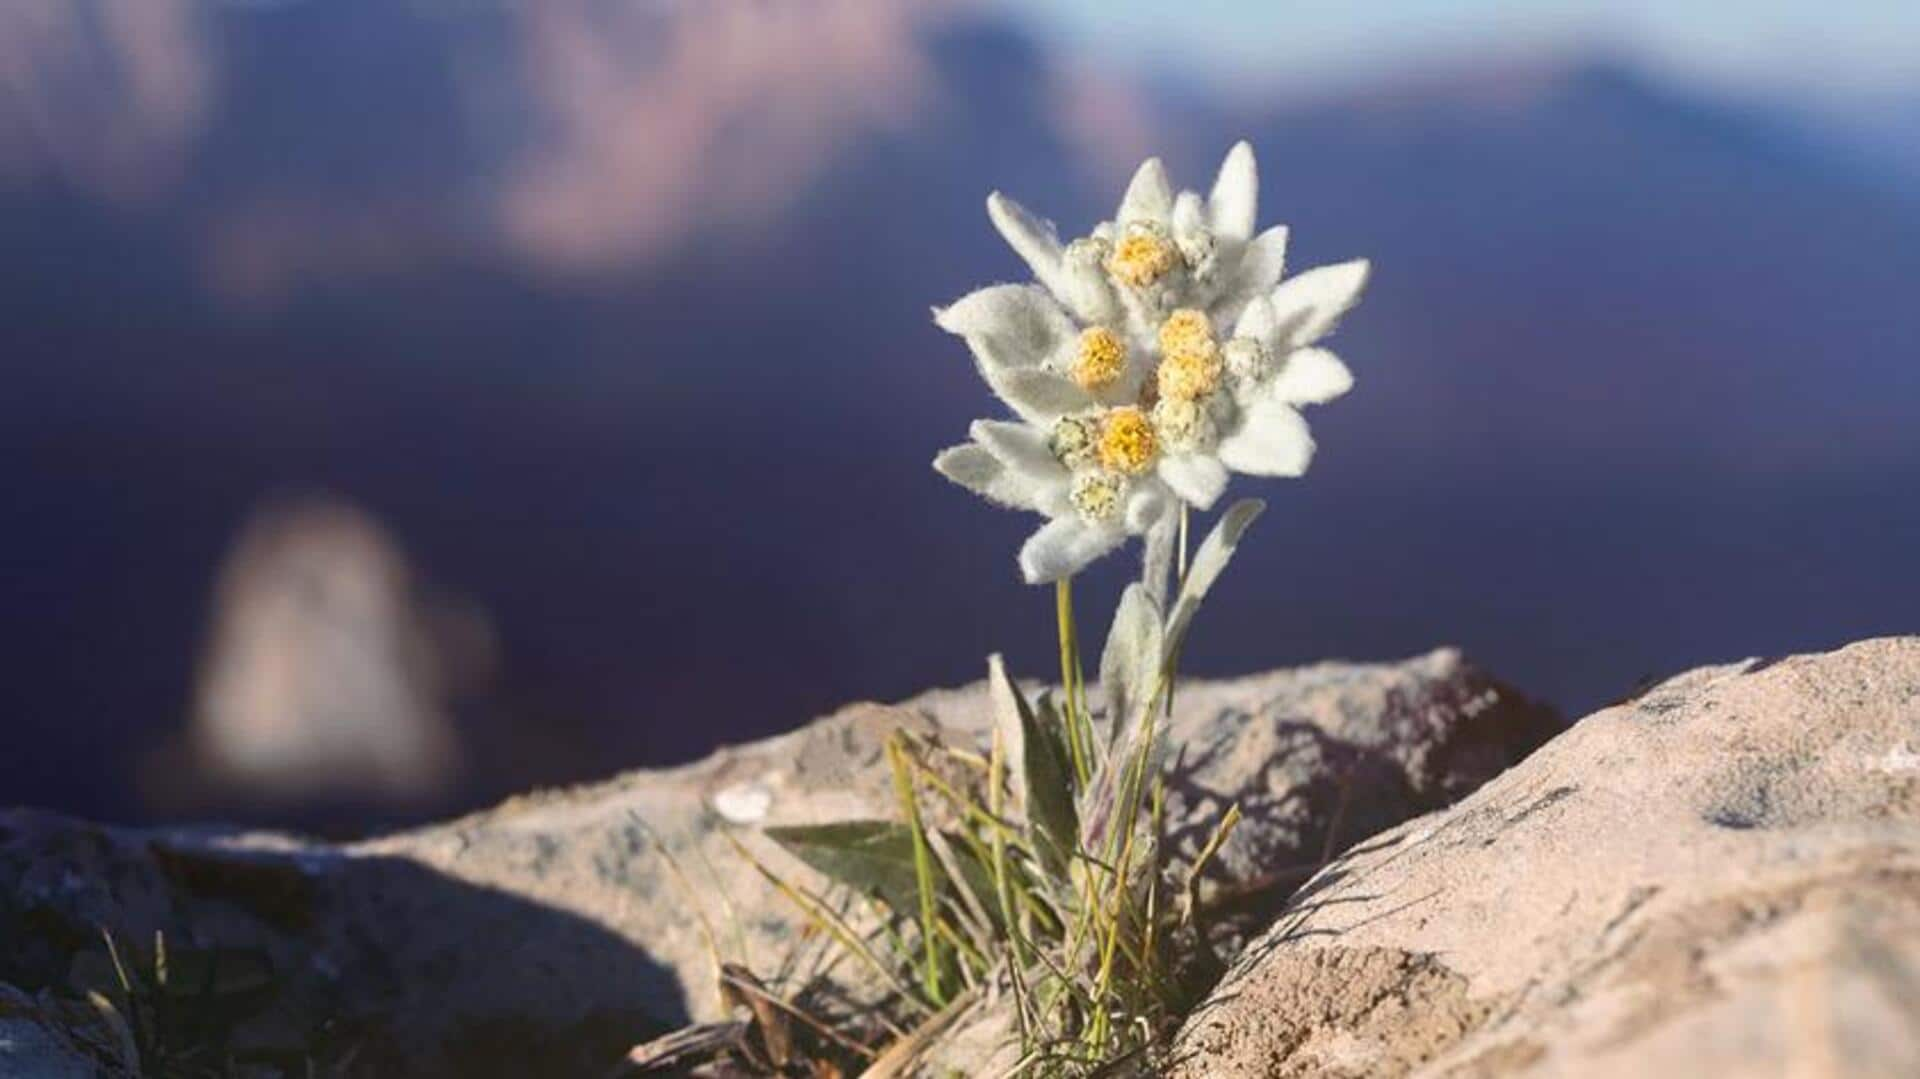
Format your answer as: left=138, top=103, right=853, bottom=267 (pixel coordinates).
left=0, top=648, right=1554, bottom=1076
left=1170, top=636, right=1920, bottom=1079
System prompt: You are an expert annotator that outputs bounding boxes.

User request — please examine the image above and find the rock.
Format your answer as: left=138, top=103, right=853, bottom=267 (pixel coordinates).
left=166, top=495, right=485, bottom=810
left=1163, top=647, right=1556, bottom=908
left=0, top=984, right=128, bottom=1078
left=1170, top=636, right=1920, bottom=1079
left=0, top=648, right=1555, bottom=1076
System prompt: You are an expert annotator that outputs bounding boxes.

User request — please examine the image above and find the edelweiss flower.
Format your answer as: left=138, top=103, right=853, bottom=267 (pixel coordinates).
left=935, top=142, right=1370, bottom=583
left=931, top=284, right=1177, bottom=583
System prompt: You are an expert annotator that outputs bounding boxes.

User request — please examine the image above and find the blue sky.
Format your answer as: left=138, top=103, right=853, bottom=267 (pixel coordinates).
left=996, top=0, right=1920, bottom=100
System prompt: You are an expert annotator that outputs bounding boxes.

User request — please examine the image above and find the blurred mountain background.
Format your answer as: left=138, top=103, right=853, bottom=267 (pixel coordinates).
left=2, top=0, right=1917, bottom=831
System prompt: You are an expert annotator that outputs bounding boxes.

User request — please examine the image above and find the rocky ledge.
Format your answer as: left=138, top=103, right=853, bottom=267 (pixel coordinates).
left=1170, top=636, right=1920, bottom=1078
left=7, top=638, right=1916, bottom=1077
left=1, top=648, right=1554, bottom=1076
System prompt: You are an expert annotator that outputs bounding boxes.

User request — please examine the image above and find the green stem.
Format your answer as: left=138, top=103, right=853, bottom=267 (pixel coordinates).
left=906, top=754, right=1030, bottom=850
left=1087, top=815, right=1140, bottom=1051
left=1167, top=506, right=1190, bottom=720
left=1056, top=577, right=1092, bottom=788
left=1177, top=505, right=1190, bottom=585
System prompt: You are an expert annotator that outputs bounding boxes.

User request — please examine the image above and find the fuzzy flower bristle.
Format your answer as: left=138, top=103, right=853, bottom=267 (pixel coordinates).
left=1157, top=308, right=1214, bottom=356
left=1097, top=407, right=1159, bottom=475
left=1070, top=327, right=1127, bottom=391
left=1158, top=343, right=1223, bottom=401
left=1065, top=236, right=1111, bottom=267
left=1069, top=470, right=1125, bottom=521
left=1177, top=229, right=1217, bottom=282
left=1105, top=222, right=1178, bottom=289
left=1049, top=414, right=1099, bottom=469
left=1151, top=395, right=1214, bottom=453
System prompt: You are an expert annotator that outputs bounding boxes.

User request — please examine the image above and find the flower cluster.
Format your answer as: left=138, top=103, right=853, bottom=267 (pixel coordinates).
left=934, top=142, right=1370, bottom=583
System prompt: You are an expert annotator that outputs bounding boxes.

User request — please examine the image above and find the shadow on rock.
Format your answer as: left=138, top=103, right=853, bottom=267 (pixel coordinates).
left=0, top=810, right=685, bottom=1077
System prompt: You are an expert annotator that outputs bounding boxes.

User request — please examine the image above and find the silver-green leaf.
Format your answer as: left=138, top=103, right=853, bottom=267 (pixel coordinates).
left=1164, top=498, right=1265, bottom=660
left=986, top=653, right=1030, bottom=817
left=763, top=819, right=927, bottom=920
left=1024, top=692, right=1080, bottom=873
left=991, top=656, right=1077, bottom=872
left=1099, top=583, right=1164, bottom=753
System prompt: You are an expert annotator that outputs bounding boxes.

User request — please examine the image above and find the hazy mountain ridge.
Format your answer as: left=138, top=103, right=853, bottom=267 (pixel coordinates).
left=2, top=8, right=1917, bottom=826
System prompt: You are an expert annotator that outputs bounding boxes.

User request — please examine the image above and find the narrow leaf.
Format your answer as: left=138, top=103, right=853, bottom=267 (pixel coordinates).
left=1164, top=499, right=1265, bottom=661
left=726, top=831, right=929, bottom=1014
left=924, top=830, right=995, bottom=942
left=1022, top=692, right=1080, bottom=876
left=1033, top=691, right=1083, bottom=800
left=763, top=819, right=926, bottom=921
left=1139, top=512, right=1177, bottom=614
left=83, top=992, right=140, bottom=1073
left=986, top=727, right=1029, bottom=971
left=990, top=654, right=1078, bottom=874
left=1098, top=583, right=1164, bottom=754
left=986, top=653, right=1030, bottom=816
left=887, top=736, right=948, bottom=1003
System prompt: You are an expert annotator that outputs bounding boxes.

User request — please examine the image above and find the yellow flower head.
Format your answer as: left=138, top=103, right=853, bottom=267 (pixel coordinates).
left=1097, top=406, right=1159, bottom=475
left=1158, top=308, right=1214, bottom=356
left=1105, top=222, right=1178, bottom=289
left=1070, top=326, right=1127, bottom=392
left=1158, top=342, right=1224, bottom=401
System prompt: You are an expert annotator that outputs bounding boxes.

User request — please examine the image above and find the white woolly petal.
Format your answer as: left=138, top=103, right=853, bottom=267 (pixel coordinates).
left=1237, top=226, right=1288, bottom=294
left=1116, top=286, right=1169, bottom=339
left=1217, top=399, right=1316, bottom=477
left=1116, top=157, right=1173, bottom=225
left=934, top=284, right=1075, bottom=370
left=1207, top=141, right=1258, bottom=242
left=1171, top=191, right=1205, bottom=237
left=1124, top=483, right=1173, bottom=532
left=1268, top=259, right=1371, bottom=349
left=1019, top=516, right=1127, bottom=584
left=933, top=444, right=1043, bottom=511
left=1157, top=455, right=1230, bottom=511
left=1061, top=261, right=1120, bottom=325
left=1270, top=347, right=1354, bottom=406
left=987, top=192, right=1065, bottom=293
left=971, top=419, right=1068, bottom=481
left=1232, top=295, right=1278, bottom=343
left=1210, top=226, right=1288, bottom=328
left=1034, top=478, right=1074, bottom=518
left=983, top=366, right=1094, bottom=425
left=932, top=284, right=1041, bottom=339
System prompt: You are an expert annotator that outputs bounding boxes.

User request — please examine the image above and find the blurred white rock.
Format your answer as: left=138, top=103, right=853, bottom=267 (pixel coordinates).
left=183, top=495, right=483, bottom=807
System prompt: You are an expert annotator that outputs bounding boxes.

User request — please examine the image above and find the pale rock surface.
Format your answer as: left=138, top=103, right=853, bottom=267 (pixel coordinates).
left=1170, top=636, right=1920, bottom=1079
left=181, top=496, right=478, bottom=807
left=0, top=985, right=105, bottom=1079
left=0, top=648, right=1552, bottom=1076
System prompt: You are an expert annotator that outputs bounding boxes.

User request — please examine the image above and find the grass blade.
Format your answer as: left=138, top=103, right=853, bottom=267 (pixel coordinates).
left=888, top=735, right=948, bottom=1004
